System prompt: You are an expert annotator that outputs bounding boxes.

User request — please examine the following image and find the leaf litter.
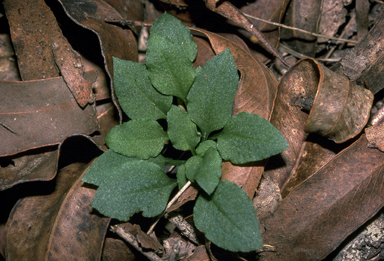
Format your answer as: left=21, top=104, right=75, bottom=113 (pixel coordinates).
left=1, top=0, right=384, bottom=260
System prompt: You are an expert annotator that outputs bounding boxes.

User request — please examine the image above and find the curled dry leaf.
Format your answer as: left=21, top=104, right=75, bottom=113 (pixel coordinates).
left=260, top=135, right=384, bottom=260
left=302, top=58, right=373, bottom=143
left=191, top=28, right=278, bottom=198
left=5, top=162, right=110, bottom=261
left=264, top=58, right=373, bottom=190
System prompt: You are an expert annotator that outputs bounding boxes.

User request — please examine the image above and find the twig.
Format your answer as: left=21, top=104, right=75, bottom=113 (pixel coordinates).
left=279, top=43, right=340, bottom=62
left=105, top=18, right=153, bottom=27
left=243, top=13, right=358, bottom=45
left=147, top=181, right=192, bottom=235
left=370, top=105, right=384, bottom=125
left=204, top=0, right=290, bottom=67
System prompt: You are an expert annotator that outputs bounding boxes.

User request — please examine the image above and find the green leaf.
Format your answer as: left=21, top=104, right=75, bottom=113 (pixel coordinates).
left=149, top=12, right=196, bottom=62
left=217, top=112, right=289, bottom=164
left=146, top=13, right=196, bottom=102
left=187, top=48, right=239, bottom=140
left=194, top=180, right=263, bottom=252
left=176, top=164, right=187, bottom=190
left=82, top=149, right=140, bottom=186
left=185, top=148, right=222, bottom=195
left=105, top=120, right=169, bottom=159
left=148, top=154, right=186, bottom=169
left=196, top=140, right=217, bottom=157
left=167, top=105, right=200, bottom=152
left=91, top=160, right=177, bottom=221
left=113, top=57, right=172, bottom=120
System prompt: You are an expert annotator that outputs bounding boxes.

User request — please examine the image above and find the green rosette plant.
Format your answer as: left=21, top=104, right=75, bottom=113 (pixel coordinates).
left=82, top=12, right=289, bottom=253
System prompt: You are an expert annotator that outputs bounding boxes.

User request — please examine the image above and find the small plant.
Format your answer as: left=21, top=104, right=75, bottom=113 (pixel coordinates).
left=82, top=12, right=288, bottom=253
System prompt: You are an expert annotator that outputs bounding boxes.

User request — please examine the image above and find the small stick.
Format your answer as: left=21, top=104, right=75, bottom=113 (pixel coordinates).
left=147, top=181, right=192, bottom=235
left=105, top=18, right=153, bottom=27
left=243, top=13, right=358, bottom=45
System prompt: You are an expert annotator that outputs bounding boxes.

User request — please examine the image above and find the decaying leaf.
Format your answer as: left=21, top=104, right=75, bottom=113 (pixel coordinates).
left=4, top=0, right=93, bottom=107
left=0, top=73, right=100, bottom=157
left=0, top=148, right=59, bottom=191
left=5, top=162, right=110, bottom=260
left=302, top=58, right=373, bottom=143
left=260, top=135, right=384, bottom=260
left=365, top=122, right=384, bottom=152
left=280, top=0, right=322, bottom=57
left=332, top=7, right=384, bottom=94
left=237, top=0, right=290, bottom=63
left=264, top=58, right=373, bottom=190
left=57, top=0, right=139, bottom=121
left=101, top=237, right=135, bottom=261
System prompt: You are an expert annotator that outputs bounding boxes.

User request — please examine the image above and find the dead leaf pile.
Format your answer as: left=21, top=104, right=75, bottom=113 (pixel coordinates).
left=1, top=0, right=384, bottom=260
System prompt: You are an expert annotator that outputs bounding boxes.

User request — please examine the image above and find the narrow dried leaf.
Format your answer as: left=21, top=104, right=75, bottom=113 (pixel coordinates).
left=0, top=149, right=59, bottom=191
left=238, top=0, right=290, bottom=63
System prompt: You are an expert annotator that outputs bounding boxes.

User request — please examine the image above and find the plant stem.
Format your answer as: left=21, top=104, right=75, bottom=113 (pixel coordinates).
left=147, top=180, right=192, bottom=234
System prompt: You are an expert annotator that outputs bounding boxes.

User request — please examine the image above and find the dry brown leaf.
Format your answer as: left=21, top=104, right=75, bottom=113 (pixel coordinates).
left=238, top=0, right=290, bottom=63
left=303, top=59, right=373, bottom=143
left=57, top=0, right=138, bottom=121
left=332, top=7, right=384, bottom=95
left=0, top=148, right=59, bottom=191
left=101, top=237, right=135, bottom=261
left=5, top=162, right=110, bottom=260
left=121, top=223, right=160, bottom=251
left=365, top=122, right=384, bottom=152
left=280, top=0, right=322, bottom=57
left=260, top=135, right=384, bottom=260
left=4, top=0, right=93, bottom=107
left=0, top=73, right=100, bottom=157
left=264, top=58, right=373, bottom=191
